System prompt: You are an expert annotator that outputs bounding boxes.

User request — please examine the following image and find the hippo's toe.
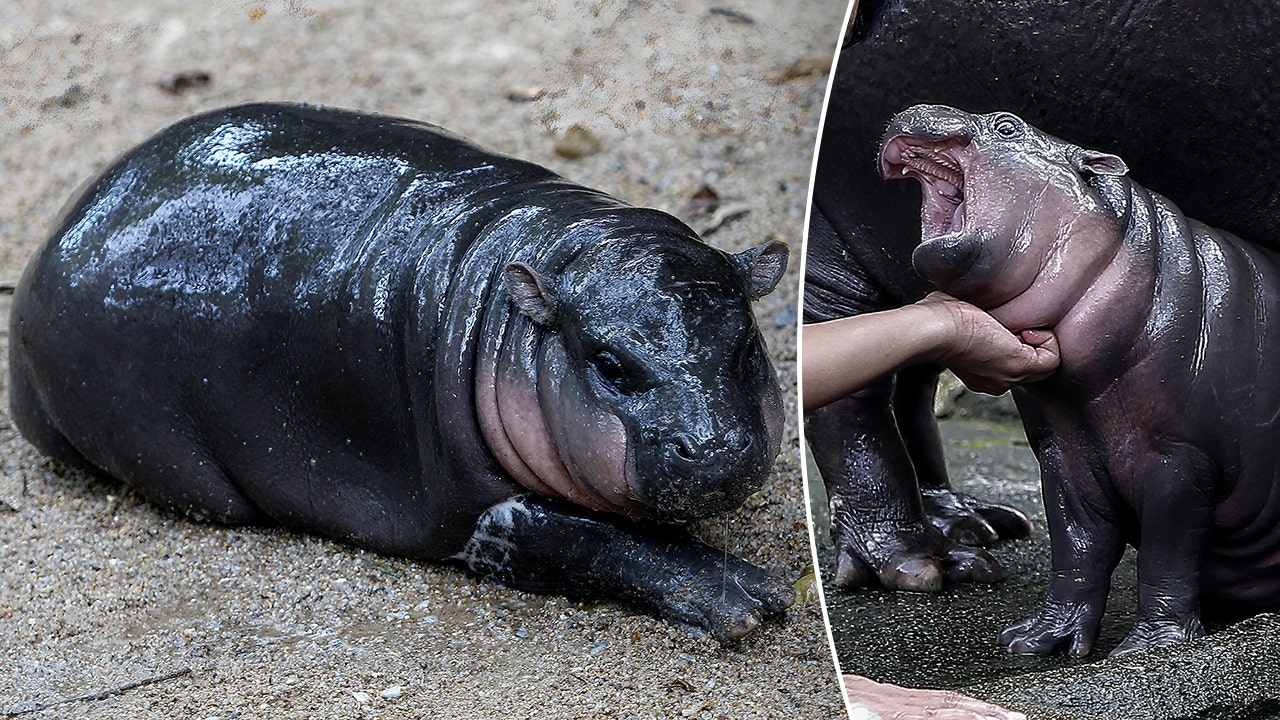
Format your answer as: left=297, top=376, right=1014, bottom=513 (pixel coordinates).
left=939, top=544, right=1001, bottom=584
left=670, top=558, right=794, bottom=643
left=833, top=546, right=877, bottom=588
left=1110, top=616, right=1206, bottom=657
left=922, top=488, right=1033, bottom=546
left=877, top=554, right=946, bottom=593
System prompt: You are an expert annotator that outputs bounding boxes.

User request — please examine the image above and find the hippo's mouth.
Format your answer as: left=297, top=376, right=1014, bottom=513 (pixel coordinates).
left=879, top=136, right=968, bottom=242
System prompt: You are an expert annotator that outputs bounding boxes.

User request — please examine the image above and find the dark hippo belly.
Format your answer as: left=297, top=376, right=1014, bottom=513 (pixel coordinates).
left=9, top=102, right=794, bottom=642
left=1095, top=208, right=1280, bottom=614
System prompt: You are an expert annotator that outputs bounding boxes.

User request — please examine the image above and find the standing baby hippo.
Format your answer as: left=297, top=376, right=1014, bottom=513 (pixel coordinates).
left=879, top=103, right=1280, bottom=656
left=10, top=102, right=793, bottom=642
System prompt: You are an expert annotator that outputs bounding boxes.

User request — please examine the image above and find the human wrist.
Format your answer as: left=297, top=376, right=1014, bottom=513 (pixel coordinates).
left=905, top=299, right=963, bottom=367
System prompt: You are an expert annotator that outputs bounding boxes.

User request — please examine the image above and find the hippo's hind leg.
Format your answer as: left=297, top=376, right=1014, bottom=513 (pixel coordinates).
left=9, top=347, right=96, bottom=471
left=116, top=447, right=272, bottom=526
left=894, top=366, right=1033, bottom=544
left=454, top=493, right=793, bottom=643
left=10, top=347, right=268, bottom=525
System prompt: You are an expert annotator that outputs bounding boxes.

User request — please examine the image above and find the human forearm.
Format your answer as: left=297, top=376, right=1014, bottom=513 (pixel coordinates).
left=801, top=294, right=1060, bottom=413
left=800, top=303, right=950, bottom=412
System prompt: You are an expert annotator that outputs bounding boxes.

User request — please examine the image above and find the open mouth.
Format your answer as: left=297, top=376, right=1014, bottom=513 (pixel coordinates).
left=879, top=136, right=968, bottom=242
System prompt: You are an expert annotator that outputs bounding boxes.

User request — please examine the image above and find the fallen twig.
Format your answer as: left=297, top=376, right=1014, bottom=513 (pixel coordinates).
left=2, top=668, right=192, bottom=717
left=692, top=202, right=751, bottom=236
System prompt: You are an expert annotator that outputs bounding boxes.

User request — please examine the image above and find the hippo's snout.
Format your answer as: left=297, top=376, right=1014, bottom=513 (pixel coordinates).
left=878, top=107, right=984, bottom=257
left=881, top=104, right=978, bottom=149
left=640, top=425, right=769, bottom=521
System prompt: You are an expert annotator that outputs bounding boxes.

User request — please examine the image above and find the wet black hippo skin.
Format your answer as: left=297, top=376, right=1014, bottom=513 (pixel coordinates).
left=805, top=0, right=1280, bottom=593
left=880, top=104, right=1280, bottom=657
left=9, top=102, right=793, bottom=642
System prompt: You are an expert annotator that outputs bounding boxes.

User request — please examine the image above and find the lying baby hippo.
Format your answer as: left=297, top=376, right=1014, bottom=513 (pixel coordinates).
left=9, top=103, right=793, bottom=643
left=879, top=103, right=1280, bottom=657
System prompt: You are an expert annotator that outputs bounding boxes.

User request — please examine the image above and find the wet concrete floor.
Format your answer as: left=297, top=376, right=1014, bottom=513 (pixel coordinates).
left=809, top=394, right=1280, bottom=719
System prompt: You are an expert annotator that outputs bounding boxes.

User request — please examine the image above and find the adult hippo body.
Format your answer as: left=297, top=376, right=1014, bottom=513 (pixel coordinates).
left=880, top=104, right=1280, bottom=657
left=10, top=102, right=793, bottom=641
left=807, top=0, right=1280, bottom=594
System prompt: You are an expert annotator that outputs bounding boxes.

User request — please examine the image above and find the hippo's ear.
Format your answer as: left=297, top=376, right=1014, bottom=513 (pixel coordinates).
left=504, top=262, right=557, bottom=326
left=732, top=241, right=789, bottom=300
left=1075, top=149, right=1128, bottom=177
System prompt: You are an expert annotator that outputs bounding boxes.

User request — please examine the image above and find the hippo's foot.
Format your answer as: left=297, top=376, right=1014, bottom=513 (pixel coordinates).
left=1110, top=616, right=1205, bottom=657
left=646, top=544, right=794, bottom=641
left=999, top=598, right=1105, bottom=657
left=921, top=488, right=1033, bottom=547
left=454, top=494, right=793, bottom=643
left=831, top=518, right=1001, bottom=593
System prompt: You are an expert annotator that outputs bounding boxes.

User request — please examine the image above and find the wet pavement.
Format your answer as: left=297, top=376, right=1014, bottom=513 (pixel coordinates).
left=809, top=390, right=1280, bottom=719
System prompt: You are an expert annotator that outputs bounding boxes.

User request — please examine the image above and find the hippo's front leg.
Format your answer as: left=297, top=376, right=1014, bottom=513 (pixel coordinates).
left=893, top=366, right=1033, bottom=545
left=808, top=380, right=1000, bottom=592
left=1000, top=416, right=1122, bottom=657
left=1110, top=451, right=1211, bottom=656
left=453, top=494, right=794, bottom=643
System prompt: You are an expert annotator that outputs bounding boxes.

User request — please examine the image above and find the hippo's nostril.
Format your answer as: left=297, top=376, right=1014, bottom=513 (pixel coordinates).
left=669, top=434, right=697, bottom=463
left=665, top=430, right=753, bottom=469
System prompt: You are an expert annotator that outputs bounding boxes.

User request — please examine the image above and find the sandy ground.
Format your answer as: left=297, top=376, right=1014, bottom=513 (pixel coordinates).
left=0, top=1, right=849, bottom=718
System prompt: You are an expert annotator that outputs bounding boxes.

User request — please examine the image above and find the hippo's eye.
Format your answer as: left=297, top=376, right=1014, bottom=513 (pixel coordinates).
left=993, top=115, right=1022, bottom=139
left=591, top=351, right=632, bottom=393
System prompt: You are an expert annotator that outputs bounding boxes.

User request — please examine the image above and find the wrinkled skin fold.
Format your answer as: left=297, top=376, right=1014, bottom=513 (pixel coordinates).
left=9, top=102, right=792, bottom=642
left=882, top=104, right=1280, bottom=657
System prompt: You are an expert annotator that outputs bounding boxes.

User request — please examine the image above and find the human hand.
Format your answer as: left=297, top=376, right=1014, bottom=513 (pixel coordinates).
left=842, top=675, right=1027, bottom=720
left=917, top=292, right=1059, bottom=394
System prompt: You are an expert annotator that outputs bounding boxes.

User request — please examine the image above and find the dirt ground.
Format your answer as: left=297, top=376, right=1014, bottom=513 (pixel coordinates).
left=0, top=1, right=849, bottom=718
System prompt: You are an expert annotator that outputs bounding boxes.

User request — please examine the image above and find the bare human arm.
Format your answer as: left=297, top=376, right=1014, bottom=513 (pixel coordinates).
left=801, top=292, right=1059, bottom=412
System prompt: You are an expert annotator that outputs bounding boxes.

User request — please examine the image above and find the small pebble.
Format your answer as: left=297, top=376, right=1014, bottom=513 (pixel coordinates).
left=380, top=685, right=403, bottom=699
left=505, top=85, right=546, bottom=102
left=554, top=125, right=602, bottom=159
left=158, top=70, right=212, bottom=95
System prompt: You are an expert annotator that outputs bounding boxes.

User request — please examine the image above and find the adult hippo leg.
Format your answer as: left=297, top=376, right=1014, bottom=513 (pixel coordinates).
left=454, top=494, right=794, bottom=643
left=893, top=365, right=1033, bottom=544
left=1001, top=403, right=1123, bottom=657
left=807, top=382, right=1000, bottom=592
left=1110, top=452, right=1211, bottom=656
